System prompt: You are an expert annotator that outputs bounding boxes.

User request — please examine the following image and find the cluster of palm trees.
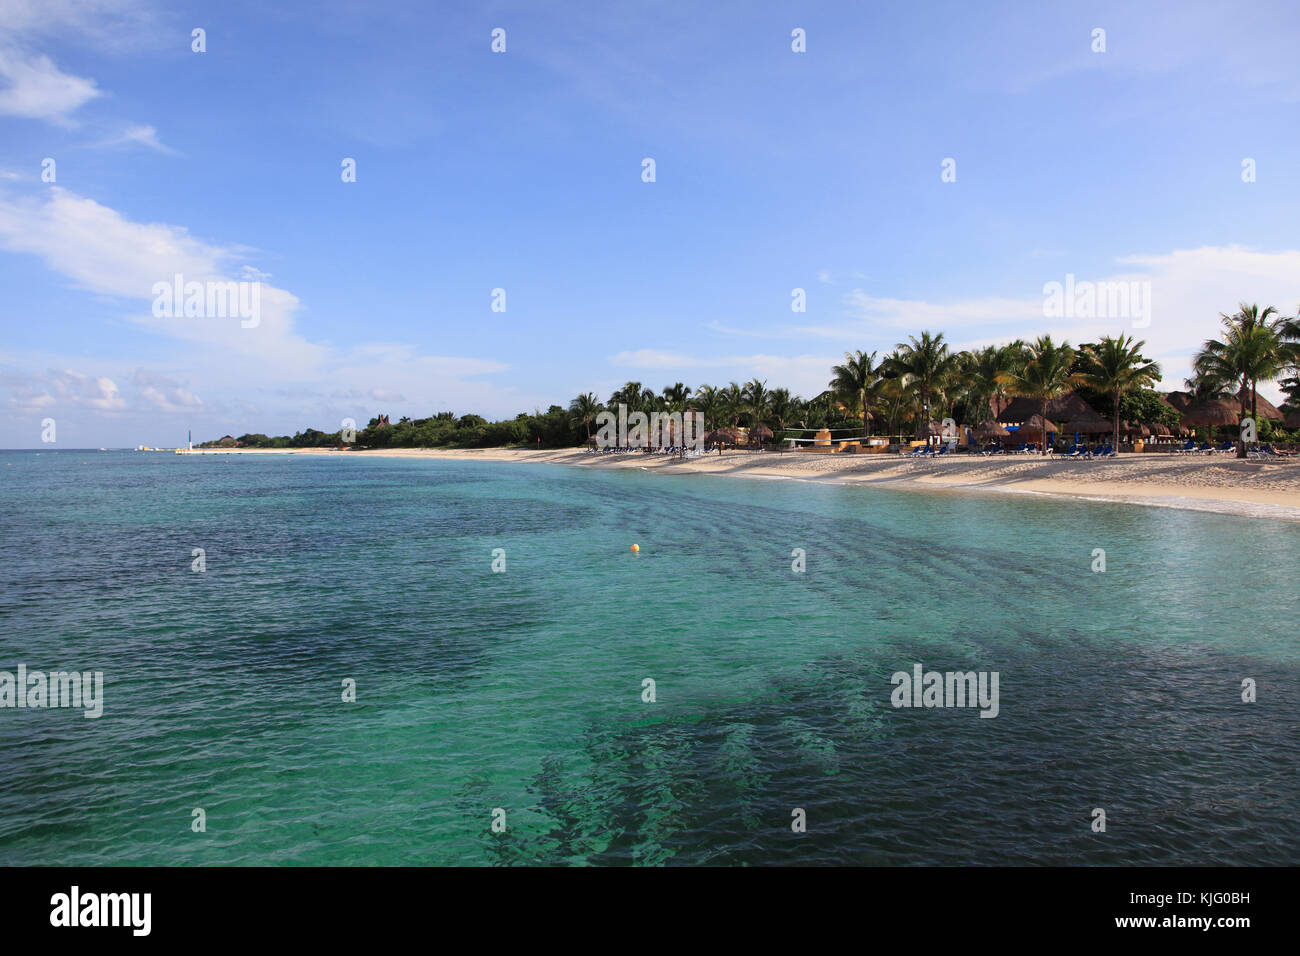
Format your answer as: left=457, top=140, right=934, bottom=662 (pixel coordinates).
left=568, top=303, right=1300, bottom=455
left=1190, top=304, right=1300, bottom=455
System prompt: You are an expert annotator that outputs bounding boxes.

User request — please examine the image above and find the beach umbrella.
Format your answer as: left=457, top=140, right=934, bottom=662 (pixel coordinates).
left=1147, top=423, right=1171, bottom=436
left=749, top=424, right=774, bottom=443
left=705, top=428, right=740, bottom=445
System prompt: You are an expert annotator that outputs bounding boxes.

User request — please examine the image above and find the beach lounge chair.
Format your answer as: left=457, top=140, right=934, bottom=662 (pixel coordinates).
left=1065, top=445, right=1082, bottom=457
left=1216, top=440, right=1235, bottom=453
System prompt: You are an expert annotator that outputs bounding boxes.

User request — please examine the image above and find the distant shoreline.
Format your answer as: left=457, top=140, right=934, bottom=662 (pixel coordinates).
left=171, top=445, right=1300, bottom=521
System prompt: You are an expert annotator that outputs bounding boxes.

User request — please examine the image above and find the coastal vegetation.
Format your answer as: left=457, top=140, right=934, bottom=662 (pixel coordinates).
left=201, top=306, right=1300, bottom=451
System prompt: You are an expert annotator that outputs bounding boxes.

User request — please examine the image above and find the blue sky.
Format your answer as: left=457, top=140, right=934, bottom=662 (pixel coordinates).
left=2, top=0, right=1299, bottom=446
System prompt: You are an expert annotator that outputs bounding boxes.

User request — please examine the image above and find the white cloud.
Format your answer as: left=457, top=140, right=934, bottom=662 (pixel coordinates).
left=0, top=188, right=515, bottom=436
left=97, top=123, right=177, bottom=154
left=0, top=49, right=101, bottom=123
left=703, top=245, right=1300, bottom=400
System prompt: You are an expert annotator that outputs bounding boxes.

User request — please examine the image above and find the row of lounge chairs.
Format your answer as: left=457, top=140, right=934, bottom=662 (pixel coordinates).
left=1174, top=440, right=1235, bottom=454
left=1248, top=443, right=1293, bottom=459
left=1063, top=444, right=1116, bottom=458
left=587, top=445, right=707, bottom=456
left=976, top=443, right=1044, bottom=455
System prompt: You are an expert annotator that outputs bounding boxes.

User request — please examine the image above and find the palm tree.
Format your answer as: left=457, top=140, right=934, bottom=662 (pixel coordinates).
left=609, top=381, right=645, bottom=413
left=661, top=382, right=692, bottom=409
left=694, top=384, right=720, bottom=432
left=1080, top=335, right=1162, bottom=452
left=720, top=382, right=744, bottom=429
left=997, top=336, right=1081, bottom=453
left=886, top=331, right=958, bottom=439
left=768, top=388, right=798, bottom=442
left=1193, top=304, right=1293, bottom=457
left=828, top=350, right=882, bottom=438
left=568, top=392, right=602, bottom=440
left=742, top=378, right=771, bottom=445
left=965, top=343, right=1022, bottom=424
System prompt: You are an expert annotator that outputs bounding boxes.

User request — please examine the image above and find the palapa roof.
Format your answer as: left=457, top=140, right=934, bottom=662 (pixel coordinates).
left=972, top=420, right=1010, bottom=438
left=1061, top=417, right=1112, bottom=434
left=997, top=391, right=1102, bottom=424
left=1016, top=414, right=1059, bottom=435
left=1181, top=400, right=1239, bottom=427
left=1235, top=388, right=1284, bottom=421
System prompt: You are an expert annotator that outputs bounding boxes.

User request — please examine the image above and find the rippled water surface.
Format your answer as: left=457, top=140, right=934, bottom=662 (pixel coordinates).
left=1, top=450, right=1298, bottom=865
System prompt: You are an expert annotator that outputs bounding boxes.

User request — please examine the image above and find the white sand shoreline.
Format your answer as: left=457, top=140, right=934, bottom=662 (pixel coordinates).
left=177, top=445, right=1300, bottom=521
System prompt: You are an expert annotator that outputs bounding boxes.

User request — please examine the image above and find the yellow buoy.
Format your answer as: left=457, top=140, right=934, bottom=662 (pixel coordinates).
left=630, top=544, right=640, bottom=552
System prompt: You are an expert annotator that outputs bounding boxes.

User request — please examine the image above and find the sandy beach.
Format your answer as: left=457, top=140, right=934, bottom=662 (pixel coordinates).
left=184, top=446, right=1300, bottom=521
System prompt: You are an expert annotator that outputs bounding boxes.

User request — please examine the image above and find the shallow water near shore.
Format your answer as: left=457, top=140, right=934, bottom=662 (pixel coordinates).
left=2, top=449, right=1298, bottom=865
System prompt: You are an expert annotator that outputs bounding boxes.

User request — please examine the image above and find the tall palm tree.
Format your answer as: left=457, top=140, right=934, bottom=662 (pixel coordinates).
left=966, top=343, right=1022, bottom=423
left=720, top=382, right=744, bottom=429
left=609, top=381, right=645, bottom=413
left=1080, top=335, right=1162, bottom=451
left=828, top=350, right=882, bottom=438
left=1193, top=304, right=1292, bottom=457
left=694, top=384, right=720, bottom=432
left=886, top=331, right=958, bottom=439
left=877, top=351, right=910, bottom=439
left=568, top=392, right=602, bottom=440
left=997, top=336, right=1081, bottom=452
left=742, top=378, right=771, bottom=445
left=661, top=382, right=692, bottom=409
left=768, top=388, right=797, bottom=442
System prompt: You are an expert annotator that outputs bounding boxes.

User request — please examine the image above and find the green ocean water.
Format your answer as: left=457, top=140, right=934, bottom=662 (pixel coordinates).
left=1, top=449, right=1298, bottom=865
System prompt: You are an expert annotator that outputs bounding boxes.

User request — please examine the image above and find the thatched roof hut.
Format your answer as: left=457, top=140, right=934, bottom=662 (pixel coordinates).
left=1163, top=391, right=1194, bottom=412
left=1015, top=415, right=1058, bottom=443
left=1061, top=416, right=1112, bottom=435
left=973, top=420, right=1010, bottom=439
left=705, top=428, right=740, bottom=444
left=997, top=391, right=1102, bottom=425
left=1181, top=400, right=1239, bottom=428
left=1234, top=388, right=1284, bottom=421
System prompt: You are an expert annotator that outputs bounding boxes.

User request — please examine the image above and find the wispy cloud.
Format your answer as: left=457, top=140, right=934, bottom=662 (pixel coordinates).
left=0, top=49, right=101, bottom=123
left=97, top=123, right=177, bottom=154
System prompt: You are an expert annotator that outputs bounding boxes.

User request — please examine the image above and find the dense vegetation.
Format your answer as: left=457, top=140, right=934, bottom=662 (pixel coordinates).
left=201, top=306, right=1300, bottom=452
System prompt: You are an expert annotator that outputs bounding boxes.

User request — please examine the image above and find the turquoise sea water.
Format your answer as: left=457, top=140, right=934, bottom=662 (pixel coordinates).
left=1, top=449, right=1298, bottom=865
